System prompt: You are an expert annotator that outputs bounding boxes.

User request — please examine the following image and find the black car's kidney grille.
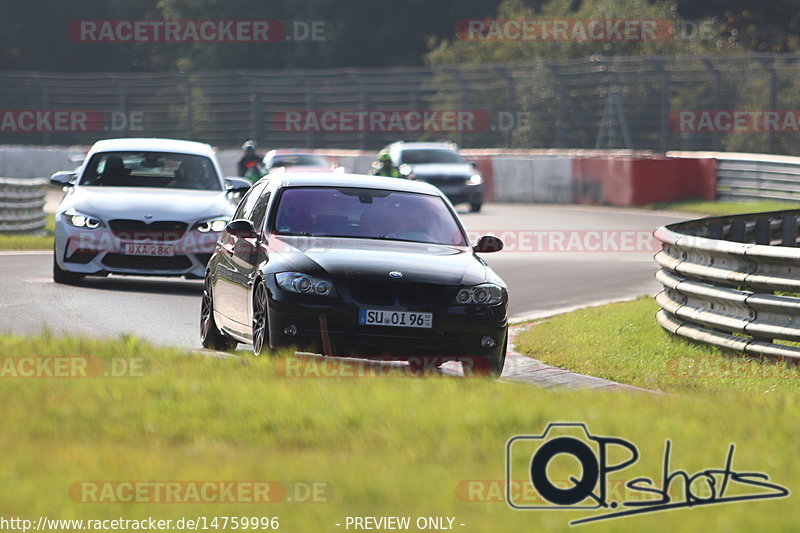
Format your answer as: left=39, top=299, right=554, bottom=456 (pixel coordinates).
left=109, top=220, right=188, bottom=241
left=350, top=283, right=396, bottom=306
left=349, top=283, right=447, bottom=307
left=399, top=284, right=443, bottom=306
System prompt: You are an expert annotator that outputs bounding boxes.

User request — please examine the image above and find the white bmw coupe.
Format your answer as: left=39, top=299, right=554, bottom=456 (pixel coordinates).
left=50, top=138, right=252, bottom=284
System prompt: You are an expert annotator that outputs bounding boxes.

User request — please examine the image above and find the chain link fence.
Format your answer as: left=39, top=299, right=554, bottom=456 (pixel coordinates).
left=3, top=53, right=800, bottom=153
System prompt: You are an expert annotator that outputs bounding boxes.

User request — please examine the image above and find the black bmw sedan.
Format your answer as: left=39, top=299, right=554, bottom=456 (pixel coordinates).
left=201, top=173, right=508, bottom=375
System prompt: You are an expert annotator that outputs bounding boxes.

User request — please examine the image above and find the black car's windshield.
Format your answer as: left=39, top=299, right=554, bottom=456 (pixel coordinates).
left=400, top=149, right=464, bottom=165
left=272, top=187, right=467, bottom=246
left=269, top=154, right=329, bottom=169
left=79, top=151, right=222, bottom=190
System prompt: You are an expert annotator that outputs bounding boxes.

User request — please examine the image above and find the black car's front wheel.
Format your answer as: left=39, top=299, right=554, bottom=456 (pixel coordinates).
left=252, top=280, right=270, bottom=356
left=469, top=201, right=483, bottom=213
left=200, top=277, right=237, bottom=352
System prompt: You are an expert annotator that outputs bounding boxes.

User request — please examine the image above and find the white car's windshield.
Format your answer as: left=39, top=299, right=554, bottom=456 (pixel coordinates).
left=79, top=151, right=222, bottom=190
left=272, top=187, right=467, bottom=246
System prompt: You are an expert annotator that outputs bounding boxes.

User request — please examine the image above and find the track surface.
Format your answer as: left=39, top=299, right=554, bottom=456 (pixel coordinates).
left=0, top=204, right=686, bottom=348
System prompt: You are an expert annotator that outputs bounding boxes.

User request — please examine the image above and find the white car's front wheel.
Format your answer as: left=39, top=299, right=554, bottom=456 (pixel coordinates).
left=52, top=250, right=85, bottom=285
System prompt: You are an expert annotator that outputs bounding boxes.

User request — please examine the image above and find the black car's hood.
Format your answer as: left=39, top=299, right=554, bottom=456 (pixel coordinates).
left=269, top=236, right=489, bottom=287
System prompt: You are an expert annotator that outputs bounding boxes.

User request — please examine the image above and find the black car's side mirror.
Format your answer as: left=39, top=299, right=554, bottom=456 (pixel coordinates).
left=50, top=171, right=76, bottom=187
left=225, top=219, right=258, bottom=238
left=473, top=235, right=503, bottom=253
left=225, top=177, right=253, bottom=192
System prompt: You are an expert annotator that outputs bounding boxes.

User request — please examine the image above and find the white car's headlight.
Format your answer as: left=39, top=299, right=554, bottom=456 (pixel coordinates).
left=63, top=208, right=104, bottom=229
left=276, top=272, right=338, bottom=297
left=466, top=174, right=483, bottom=186
left=455, top=283, right=504, bottom=305
left=192, top=217, right=229, bottom=233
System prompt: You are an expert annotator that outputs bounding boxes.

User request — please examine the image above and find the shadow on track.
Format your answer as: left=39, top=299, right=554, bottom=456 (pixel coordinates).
left=75, top=275, right=203, bottom=296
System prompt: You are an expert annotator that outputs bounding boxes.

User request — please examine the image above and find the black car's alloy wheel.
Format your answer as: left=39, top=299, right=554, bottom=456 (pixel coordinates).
left=200, top=277, right=237, bottom=352
left=252, top=280, right=269, bottom=356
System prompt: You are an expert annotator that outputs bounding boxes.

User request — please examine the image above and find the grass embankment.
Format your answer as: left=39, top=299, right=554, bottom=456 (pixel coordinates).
left=0, top=213, right=54, bottom=250
left=648, top=199, right=800, bottom=216
left=1, top=331, right=799, bottom=531
left=515, top=297, right=800, bottom=396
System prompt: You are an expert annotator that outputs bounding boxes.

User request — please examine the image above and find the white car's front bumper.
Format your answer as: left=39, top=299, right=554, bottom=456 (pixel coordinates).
left=54, top=216, right=221, bottom=278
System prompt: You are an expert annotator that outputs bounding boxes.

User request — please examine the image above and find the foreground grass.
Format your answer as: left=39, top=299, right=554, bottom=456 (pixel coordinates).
left=648, top=199, right=800, bottom=216
left=1, top=332, right=799, bottom=531
left=0, top=213, right=54, bottom=250
left=515, top=297, right=800, bottom=396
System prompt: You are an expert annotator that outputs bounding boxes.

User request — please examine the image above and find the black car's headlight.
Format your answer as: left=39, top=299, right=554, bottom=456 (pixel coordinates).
left=63, top=208, right=104, bottom=229
left=466, top=174, right=483, bottom=185
left=276, top=272, right=338, bottom=297
left=455, top=283, right=504, bottom=305
left=192, top=217, right=229, bottom=233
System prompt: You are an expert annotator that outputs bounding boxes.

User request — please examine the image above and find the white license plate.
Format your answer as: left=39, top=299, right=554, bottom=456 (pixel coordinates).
left=359, top=309, right=433, bottom=329
left=121, top=243, right=175, bottom=257
left=439, top=186, right=462, bottom=195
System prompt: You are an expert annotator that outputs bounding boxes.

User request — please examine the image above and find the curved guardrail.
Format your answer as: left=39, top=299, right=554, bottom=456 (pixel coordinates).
left=654, top=210, right=800, bottom=361
left=0, top=177, right=47, bottom=234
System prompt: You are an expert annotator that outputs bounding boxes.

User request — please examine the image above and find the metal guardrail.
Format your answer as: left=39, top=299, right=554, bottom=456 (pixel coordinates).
left=0, top=178, right=48, bottom=234
left=715, top=154, right=800, bottom=202
left=654, top=210, right=800, bottom=361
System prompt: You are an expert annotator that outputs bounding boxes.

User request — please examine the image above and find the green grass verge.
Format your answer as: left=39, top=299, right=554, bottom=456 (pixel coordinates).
left=515, top=297, right=800, bottom=396
left=0, top=213, right=54, bottom=250
left=1, top=331, right=799, bottom=531
left=647, top=199, right=800, bottom=216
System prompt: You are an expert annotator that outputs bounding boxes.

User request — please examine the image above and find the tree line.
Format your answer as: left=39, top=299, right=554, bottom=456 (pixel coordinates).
left=2, top=0, right=800, bottom=72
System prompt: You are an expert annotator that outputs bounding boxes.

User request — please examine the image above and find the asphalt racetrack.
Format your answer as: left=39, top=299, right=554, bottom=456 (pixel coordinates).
left=0, top=204, right=687, bottom=349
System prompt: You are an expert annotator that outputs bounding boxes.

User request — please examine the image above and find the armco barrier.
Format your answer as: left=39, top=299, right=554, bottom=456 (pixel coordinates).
left=0, top=178, right=47, bottom=233
left=716, top=153, right=800, bottom=202
left=654, top=210, right=800, bottom=361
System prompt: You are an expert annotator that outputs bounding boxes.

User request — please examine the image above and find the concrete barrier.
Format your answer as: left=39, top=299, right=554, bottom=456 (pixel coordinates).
left=491, top=157, right=572, bottom=203
left=0, top=144, right=722, bottom=207
left=0, top=145, right=86, bottom=179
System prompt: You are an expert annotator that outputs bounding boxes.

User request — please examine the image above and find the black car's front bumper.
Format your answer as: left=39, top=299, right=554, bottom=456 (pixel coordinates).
left=264, top=279, right=507, bottom=360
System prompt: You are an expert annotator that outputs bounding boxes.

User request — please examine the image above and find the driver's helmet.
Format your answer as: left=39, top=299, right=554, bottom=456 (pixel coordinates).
left=378, top=151, right=392, bottom=163
left=242, top=140, right=257, bottom=152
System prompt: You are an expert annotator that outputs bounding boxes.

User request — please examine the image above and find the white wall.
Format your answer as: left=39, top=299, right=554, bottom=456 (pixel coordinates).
left=491, top=156, right=573, bottom=203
